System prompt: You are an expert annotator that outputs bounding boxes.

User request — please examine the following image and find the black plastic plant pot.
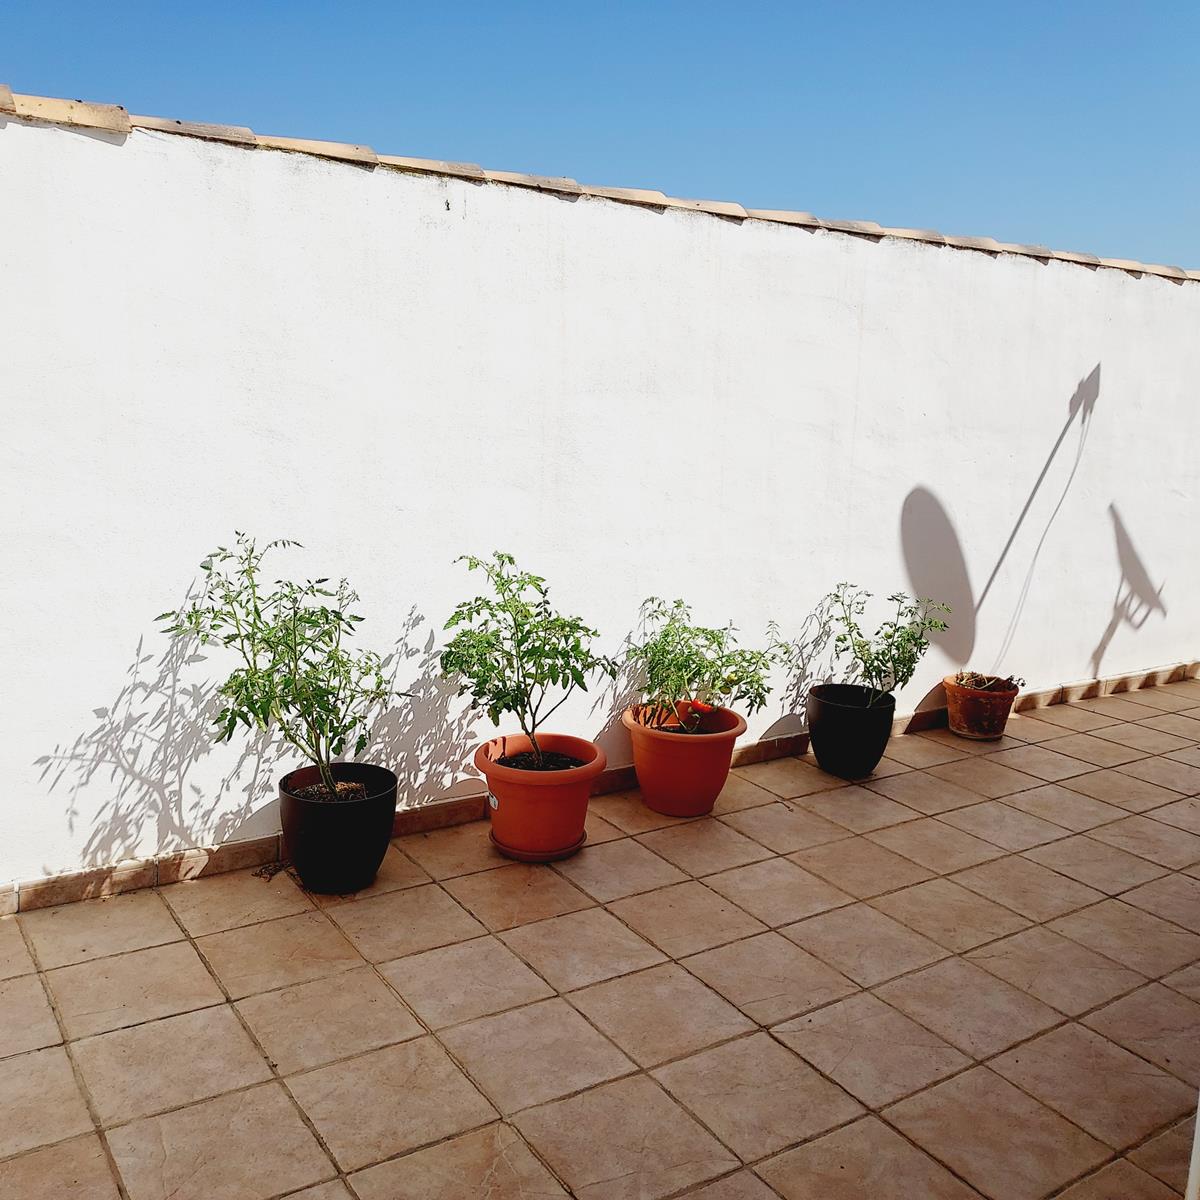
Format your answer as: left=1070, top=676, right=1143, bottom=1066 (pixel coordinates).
left=806, top=683, right=896, bottom=780
left=278, top=762, right=398, bottom=894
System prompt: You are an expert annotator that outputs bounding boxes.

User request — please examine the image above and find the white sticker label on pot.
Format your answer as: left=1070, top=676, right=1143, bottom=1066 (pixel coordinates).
left=488, top=792, right=499, bottom=810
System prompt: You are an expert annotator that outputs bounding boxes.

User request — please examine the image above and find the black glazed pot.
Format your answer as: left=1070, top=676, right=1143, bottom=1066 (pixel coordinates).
left=278, top=762, right=398, bottom=894
left=806, top=683, right=895, bottom=780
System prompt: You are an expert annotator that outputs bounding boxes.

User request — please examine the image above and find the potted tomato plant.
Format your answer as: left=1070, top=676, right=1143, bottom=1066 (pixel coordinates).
left=622, top=598, right=774, bottom=817
left=160, top=535, right=396, bottom=894
left=944, top=671, right=1024, bottom=740
left=440, top=552, right=615, bottom=862
left=807, top=583, right=949, bottom=779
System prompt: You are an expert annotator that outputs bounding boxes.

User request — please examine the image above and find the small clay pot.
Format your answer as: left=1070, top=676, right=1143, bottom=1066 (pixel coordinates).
left=944, top=674, right=1019, bottom=740
left=806, top=684, right=895, bottom=779
left=475, top=733, right=605, bottom=862
left=622, top=702, right=746, bottom=817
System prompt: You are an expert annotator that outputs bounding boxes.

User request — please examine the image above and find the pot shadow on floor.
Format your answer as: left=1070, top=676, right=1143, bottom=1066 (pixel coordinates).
left=901, top=363, right=1101, bottom=677
left=34, top=606, right=281, bottom=872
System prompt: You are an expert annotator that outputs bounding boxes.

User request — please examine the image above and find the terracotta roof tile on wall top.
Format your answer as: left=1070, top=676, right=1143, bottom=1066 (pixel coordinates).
left=131, top=114, right=256, bottom=147
left=581, top=184, right=670, bottom=207
left=255, top=134, right=378, bottom=165
left=1050, top=248, right=1102, bottom=266
left=880, top=227, right=945, bottom=245
left=379, top=154, right=486, bottom=181
left=941, top=234, right=1003, bottom=252
left=483, top=169, right=582, bottom=195
left=12, top=92, right=130, bottom=134
left=660, top=196, right=748, bottom=219
left=0, top=84, right=14, bottom=114
left=818, top=217, right=884, bottom=238
left=746, top=209, right=822, bottom=227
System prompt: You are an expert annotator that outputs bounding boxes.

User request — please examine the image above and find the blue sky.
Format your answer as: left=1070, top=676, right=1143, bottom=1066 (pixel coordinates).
left=6, top=1, right=1198, bottom=266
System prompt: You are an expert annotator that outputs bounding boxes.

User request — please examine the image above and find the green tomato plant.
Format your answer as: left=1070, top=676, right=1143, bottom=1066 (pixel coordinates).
left=439, top=552, right=615, bottom=766
left=629, top=598, right=775, bottom=732
left=828, top=582, right=950, bottom=705
left=159, top=534, right=392, bottom=796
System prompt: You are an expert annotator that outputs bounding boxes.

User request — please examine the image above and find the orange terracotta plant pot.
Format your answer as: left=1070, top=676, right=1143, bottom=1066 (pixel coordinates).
left=943, top=674, right=1020, bottom=740
left=622, top=702, right=747, bottom=817
left=474, top=732, right=606, bottom=862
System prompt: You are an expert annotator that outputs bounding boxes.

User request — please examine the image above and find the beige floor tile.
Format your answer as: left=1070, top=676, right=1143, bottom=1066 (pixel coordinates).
left=711, top=773, right=782, bottom=814
left=683, top=1171, right=777, bottom=1199
left=876, top=957, right=1058, bottom=1057
left=682, top=931, right=857, bottom=1025
left=918, top=728, right=1025, bottom=756
left=553, top=839, right=687, bottom=902
left=870, top=877, right=1028, bottom=952
left=1128, top=1117, right=1195, bottom=1193
left=0, top=974, right=60, bottom=1058
left=653, top=1032, right=863, bottom=1160
left=866, top=818, right=1003, bottom=873
left=773, top=992, right=968, bottom=1106
left=1092, top=722, right=1193, bottom=754
left=20, top=890, right=182, bottom=969
left=790, top=836, right=932, bottom=899
left=289, top=1038, right=494, bottom=1170
left=1168, top=746, right=1200, bottom=769
left=782, top=903, right=947, bottom=986
left=159, top=867, right=312, bottom=935
left=1120, top=756, right=1200, bottom=794
left=966, top=925, right=1143, bottom=1014
left=569, top=963, right=753, bottom=1067
left=349, top=1122, right=567, bottom=1199
left=637, top=820, right=774, bottom=875
left=991, top=1023, right=1193, bottom=1148
left=735, top=756, right=848, bottom=799
left=0, top=915, right=35, bottom=981
left=199, top=910, right=362, bottom=996
left=1001, top=783, right=1126, bottom=831
left=609, top=882, right=766, bottom=958
left=861, top=755, right=913, bottom=777
left=1049, top=900, right=1200, bottom=977
left=440, top=997, right=632, bottom=1112
left=288, top=1184, right=355, bottom=1200
left=757, top=1115, right=980, bottom=1200
left=793, top=784, right=919, bottom=833
left=1057, top=1158, right=1179, bottom=1199
left=937, top=800, right=1066, bottom=850
left=443, top=862, right=592, bottom=930
left=1043, top=732, right=1149, bottom=768
left=881, top=736, right=966, bottom=768
left=704, top=857, right=852, bottom=926
left=1124, top=873, right=1200, bottom=932
left=0, top=1045, right=93, bottom=1158
left=1089, top=815, right=1200, bottom=868
left=1022, top=705, right=1120, bottom=733
left=1136, top=713, right=1200, bottom=742
left=584, top=810, right=627, bottom=845
left=499, top=907, right=665, bottom=990
left=1006, top=713, right=1072, bottom=742
left=514, top=1075, right=738, bottom=1198
left=327, top=883, right=483, bottom=963
left=236, top=965, right=421, bottom=1074
left=1024, top=835, right=1166, bottom=893
left=1084, top=983, right=1200, bottom=1083
left=1119, top=687, right=1200, bottom=713
left=1076, top=695, right=1176, bottom=721
left=395, top=820, right=506, bottom=878
left=73, top=1004, right=271, bottom=1125
left=986, top=744, right=1095, bottom=782
left=0, top=1134, right=120, bottom=1198
left=108, top=1081, right=331, bottom=1199
left=1163, top=960, right=1200, bottom=1000
left=952, top=854, right=1104, bottom=921
left=1150, top=796, right=1200, bottom=834
left=380, top=935, right=552, bottom=1028
left=587, top=789, right=690, bottom=834
left=926, top=756, right=1042, bottom=799
left=718, top=803, right=847, bottom=854
left=885, top=1066, right=1107, bottom=1200
left=308, top=845, right=431, bottom=906
left=1065, top=769, right=1184, bottom=812
left=863, top=770, right=981, bottom=815
left=49, top=941, right=224, bottom=1039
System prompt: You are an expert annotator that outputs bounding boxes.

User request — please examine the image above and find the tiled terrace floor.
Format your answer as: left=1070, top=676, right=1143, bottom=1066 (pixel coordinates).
left=7, top=685, right=1200, bottom=1199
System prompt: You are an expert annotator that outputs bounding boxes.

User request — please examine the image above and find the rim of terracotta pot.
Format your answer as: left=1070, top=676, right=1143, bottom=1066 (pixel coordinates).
left=621, top=704, right=747, bottom=742
left=943, top=674, right=1020, bottom=699
left=473, top=733, right=606, bottom=787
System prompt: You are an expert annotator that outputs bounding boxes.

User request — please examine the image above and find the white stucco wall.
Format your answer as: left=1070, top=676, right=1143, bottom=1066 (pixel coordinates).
left=2, top=116, right=1197, bottom=882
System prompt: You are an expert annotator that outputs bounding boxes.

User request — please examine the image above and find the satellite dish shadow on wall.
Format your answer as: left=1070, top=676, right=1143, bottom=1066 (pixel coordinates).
left=901, top=487, right=976, bottom=664
left=1090, top=504, right=1167, bottom=676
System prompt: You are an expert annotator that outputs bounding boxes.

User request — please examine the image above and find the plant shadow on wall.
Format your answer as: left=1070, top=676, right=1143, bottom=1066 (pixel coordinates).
left=34, top=592, right=282, bottom=871
left=896, top=363, right=1161, bottom=681
left=762, top=595, right=841, bottom=738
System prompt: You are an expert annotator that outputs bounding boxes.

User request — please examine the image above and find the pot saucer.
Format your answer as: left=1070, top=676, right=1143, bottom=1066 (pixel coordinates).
left=489, top=829, right=587, bottom=863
